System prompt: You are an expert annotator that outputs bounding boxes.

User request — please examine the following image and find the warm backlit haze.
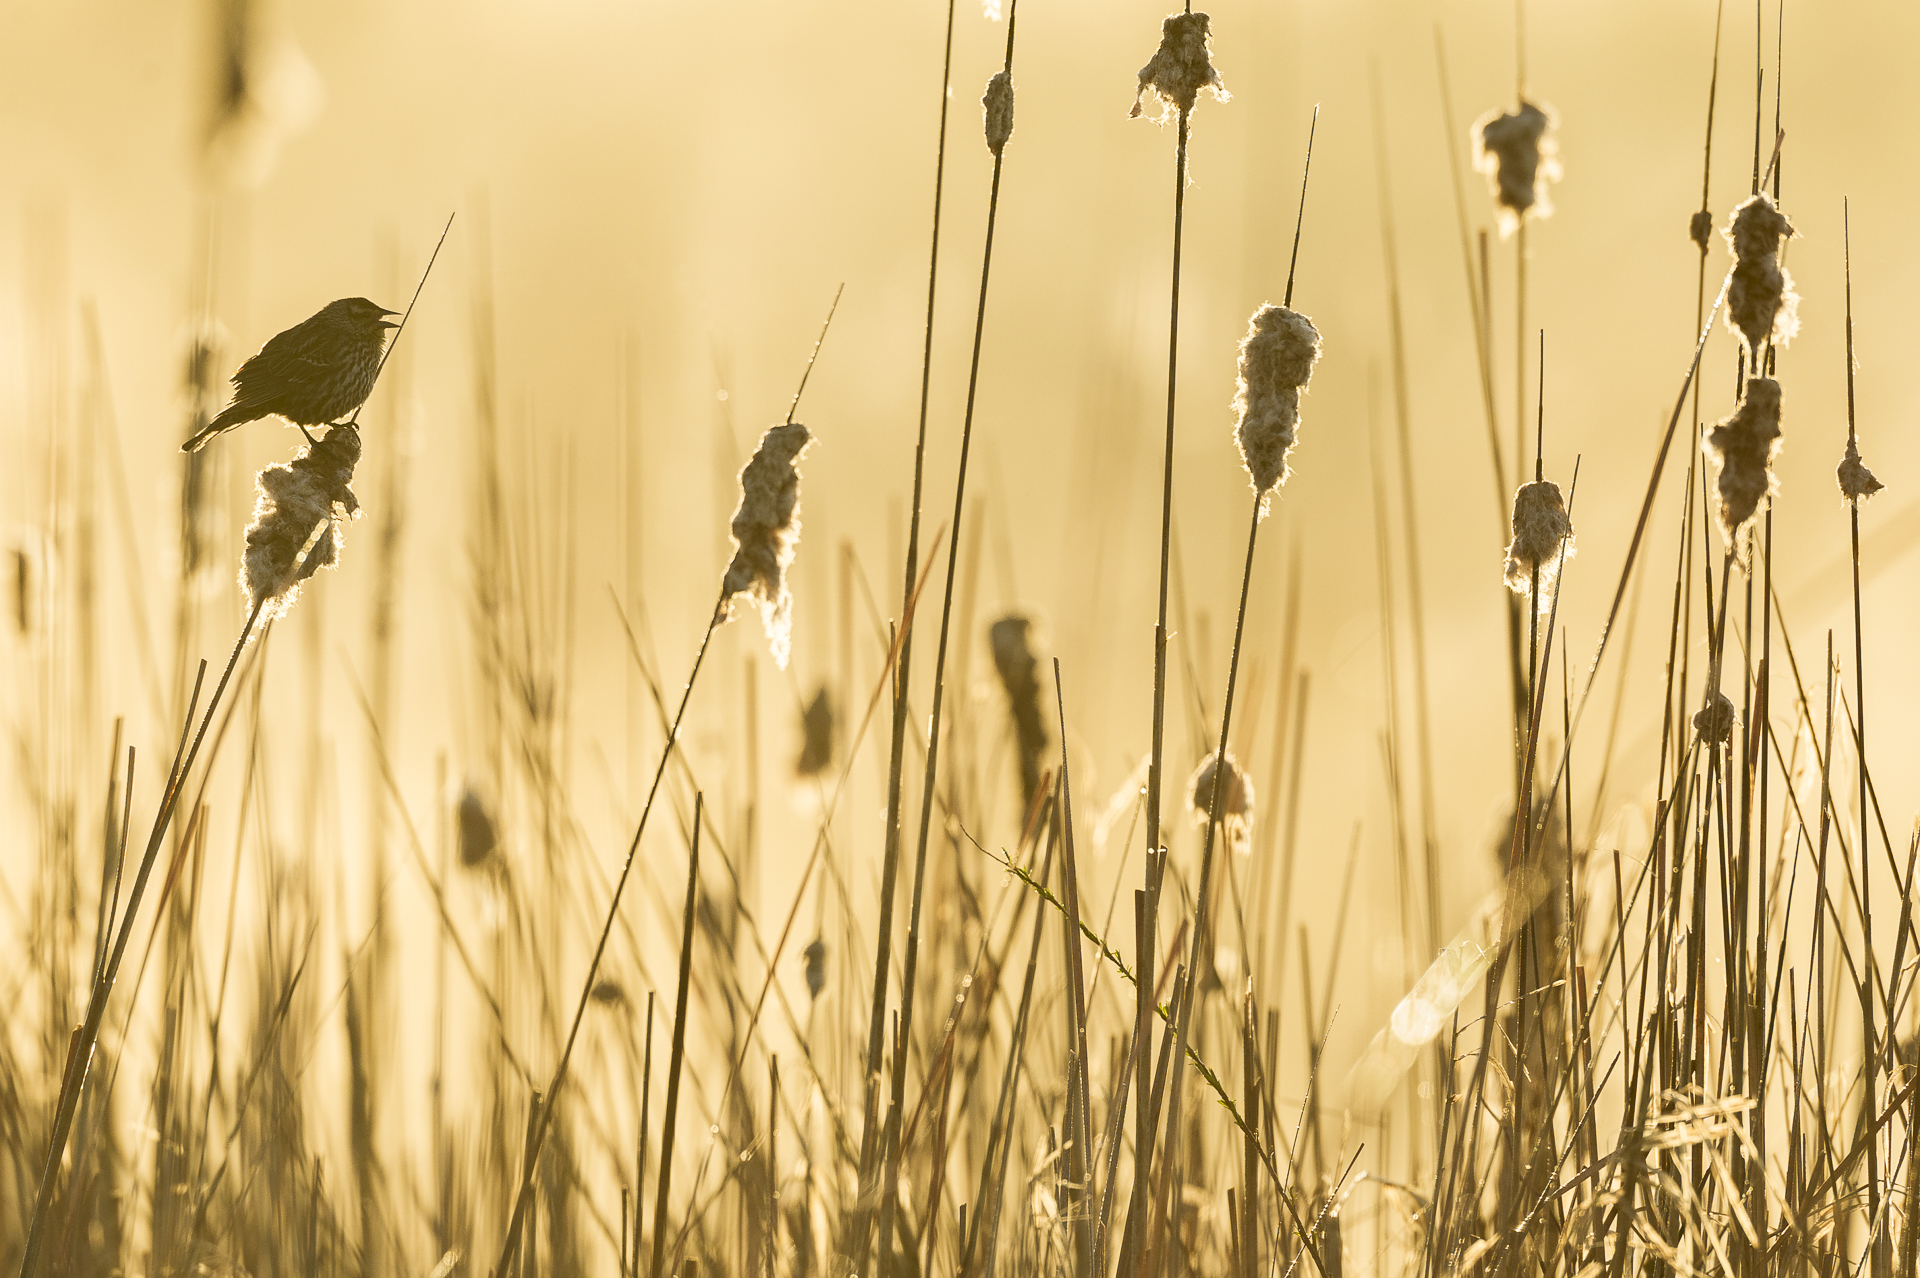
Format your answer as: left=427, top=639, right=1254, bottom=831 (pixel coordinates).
left=5, top=0, right=1920, bottom=1273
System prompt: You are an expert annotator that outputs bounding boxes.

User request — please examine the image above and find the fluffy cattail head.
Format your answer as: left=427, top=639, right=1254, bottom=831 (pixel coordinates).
left=989, top=615, right=1048, bottom=815
left=1234, top=304, right=1322, bottom=516
left=797, top=685, right=835, bottom=778
left=1693, top=692, right=1736, bottom=746
left=983, top=70, right=1014, bottom=156
left=719, top=422, right=812, bottom=669
left=1689, top=209, right=1715, bottom=252
left=240, top=425, right=362, bottom=621
left=1723, top=194, right=1799, bottom=358
left=1707, top=377, right=1783, bottom=543
left=1472, top=100, right=1559, bottom=235
left=1838, top=435, right=1884, bottom=504
left=457, top=784, right=499, bottom=869
left=1186, top=750, right=1254, bottom=831
left=1502, top=480, right=1575, bottom=611
left=1131, top=11, right=1228, bottom=122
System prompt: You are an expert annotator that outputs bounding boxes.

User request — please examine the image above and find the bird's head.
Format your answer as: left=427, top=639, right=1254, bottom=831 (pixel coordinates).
left=330, top=296, right=401, bottom=330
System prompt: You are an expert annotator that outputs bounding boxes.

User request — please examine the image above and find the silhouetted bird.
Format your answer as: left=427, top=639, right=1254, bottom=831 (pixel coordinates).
left=182, top=297, right=398, bottom=453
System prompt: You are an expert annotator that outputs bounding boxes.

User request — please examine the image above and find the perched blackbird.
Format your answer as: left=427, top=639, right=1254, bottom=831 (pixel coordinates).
left=183, top=297, right=397, bottom=453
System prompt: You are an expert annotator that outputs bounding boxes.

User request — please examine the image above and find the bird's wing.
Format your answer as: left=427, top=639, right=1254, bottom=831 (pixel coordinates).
left=229, top=317, right=334, bottom=401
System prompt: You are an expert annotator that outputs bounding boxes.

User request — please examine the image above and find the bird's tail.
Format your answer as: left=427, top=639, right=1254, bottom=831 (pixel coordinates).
left=181, top=404, right=247, bottom=453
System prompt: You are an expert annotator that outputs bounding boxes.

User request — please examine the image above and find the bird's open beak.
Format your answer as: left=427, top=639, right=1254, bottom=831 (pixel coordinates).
left=377, top=306, right=400, bottom=328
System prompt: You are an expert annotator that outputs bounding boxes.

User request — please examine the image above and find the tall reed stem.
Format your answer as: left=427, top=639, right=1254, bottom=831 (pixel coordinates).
left=1132, top=100, right=1190, bottom=1274
left=18, top=596, right=265, bottom=1278
left=1842, top=200, right=1885, bottom=1275
left=1154, top=500, right=1259, bottom=1278
left=855, top=3, right=958, bottom=1261
left=496, top=594, right=726, bottom=1272
left=874, top=11, right=1020, bottom=1268
left=649, top=796, right=705, bottom=1278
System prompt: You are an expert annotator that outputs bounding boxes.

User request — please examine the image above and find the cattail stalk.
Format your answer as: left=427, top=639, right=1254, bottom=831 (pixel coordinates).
left=497, top=312, right=830, bottom=1273
left=648, top=796, right=703, bottom=1278
left=1131, top=10, right=1228, bottom=1242
left=1153, top=98, right=1316, bottom=1278
left=870, top=8, right=1022, bottom=1274
left=17, top=600, right=264, bottom=1278
left=853, top=0, right=958, bottom=1255
left=494, top=592, right=724, bottom=1274
left=1053, top=660, right=1095, bottom=1278
left=1439, top=469, right=1577, bottom=1264
left=1840, top=202, right=1887, bottom=1275
left=960, top=821, right=1055, bottom=1278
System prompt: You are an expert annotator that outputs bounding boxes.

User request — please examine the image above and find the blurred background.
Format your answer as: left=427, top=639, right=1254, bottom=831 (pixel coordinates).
left=4, top=0, right=1920, bottom=1269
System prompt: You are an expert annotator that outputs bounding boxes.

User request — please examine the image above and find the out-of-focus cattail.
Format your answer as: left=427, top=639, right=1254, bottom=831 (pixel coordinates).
left=1472, top=100, right=1559, bottom=236
left=457, top=785, right=499, bottom=869
left=1131, top=11, right=1228, bottom=123
left=803, top=937, right=828, bottom=1001
left=983, top=70, right=1014, bottom=157
left=189, top=1242, right=248, bottom=1278
left=1322, top=1212, right=1343, bottom=1278
left=1186, top=750, right=1254, bottom=832
left=7, top=534, right=45, bottom=639
left=1724, top=194, right=1799, bottom=359
left=1502, top=480, right=1575, bottom=612
left=590, top=979, right=628, bottom=1007
left=1838, top=435, right=1884, bottom=504
left=718, top=422, right=813, bottom=670
left=1689, top=209, right=1715, bottom=252
left=181, top=324, right=225, bottom=579
left=240, top=425, right=362, bottom=621
left=8, top=545, right=27, bottom=637
left=207, top=0, right=254, bottom=153
left=1233, top=304, right=1322, bottom=516
left=201, top=0, right=321, bottom=188
left=1707, top=377, right=1783, bottom=543
left=989, top=615, right=1048, bottom=815
left=797, top=685, right=835, bottom=778
left=1693, top=692, right=1736, bottom=746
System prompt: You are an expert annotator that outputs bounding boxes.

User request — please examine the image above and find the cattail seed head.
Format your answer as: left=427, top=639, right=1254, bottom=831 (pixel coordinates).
left=6, top=533, right=46, bottom=639
left=240, top=425, right=361, bottom=621
left=1131, top=11, right=1227, bottom=123
left=590, top=979, right=627, bottom=1007
left=989, top=615, right=1048, bottom=815
left=719, top=422, right=812, bottom=670
left=983, top=70, right=1014, bottom=156
left=1472, top=100, right=1559, bottom=236
left=1186, top=750, right=1254, bottom=830
left=1502, top=480, right=1575, bottom=611
left=457, top=785, right=499, bottom=869
left=1693, top=692, right=1736, bottom=746
left=1723, top=194, right=1799, bottom=357
left=8, top=545, right=28, bottom=637
left=803, top=937, right=828, bottom=1000
left=797, top=685, right=835, bottom=778
left=1707, top=377, right=1783, bottom=543
left=1233, top=304, right=1321, bottom=515
left=1689, top=209, right=1715, bottom=252
left=1838, top=435, right=1884, bottom=504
